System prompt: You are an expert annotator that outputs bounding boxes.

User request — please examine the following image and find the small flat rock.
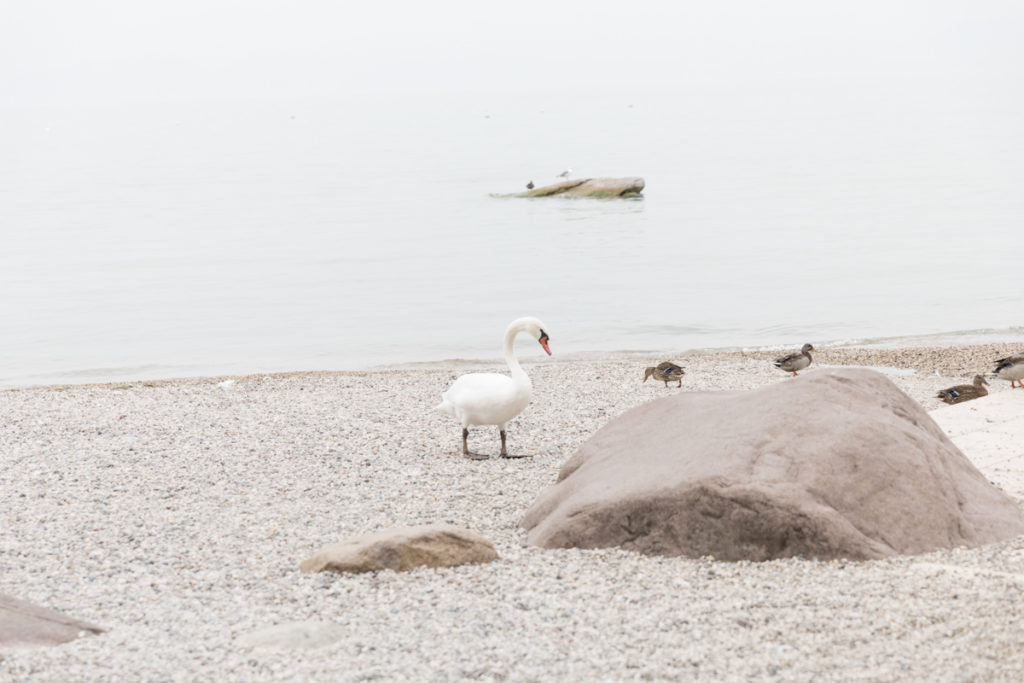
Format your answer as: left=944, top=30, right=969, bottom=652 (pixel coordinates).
left=239, top=620, right=346, bottom=649
left=0, top=594, right=103, bottom=650
left=300, top=524, right=499, bottom=574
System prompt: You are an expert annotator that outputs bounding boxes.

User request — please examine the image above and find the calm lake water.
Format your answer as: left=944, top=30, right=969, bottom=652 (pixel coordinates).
left=2, top=88, right=1023, bottom=387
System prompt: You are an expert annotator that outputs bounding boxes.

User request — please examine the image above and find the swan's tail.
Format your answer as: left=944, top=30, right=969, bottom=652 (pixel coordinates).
left=435, top=395, right=456, bottom=417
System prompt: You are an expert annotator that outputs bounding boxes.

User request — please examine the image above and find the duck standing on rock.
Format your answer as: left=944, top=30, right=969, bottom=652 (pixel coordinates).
left=436, top=317, right=551, bottom=460
left=526, top=181, right=534, bottom=189
left=774, top=344, right=816, bottom=376
left=643, top=362, right=685, bottom=388
left=993, top=353, right=1024, bottom=388
left=936, top=375, right=989, bottom=405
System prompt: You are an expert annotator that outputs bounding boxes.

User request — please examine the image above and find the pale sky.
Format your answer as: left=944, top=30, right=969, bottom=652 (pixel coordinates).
left=3, top=1, right=1024, bottom=105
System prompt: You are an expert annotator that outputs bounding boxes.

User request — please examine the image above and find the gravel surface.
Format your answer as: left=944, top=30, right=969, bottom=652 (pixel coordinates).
left=2, top=344, right=1024, bottom=681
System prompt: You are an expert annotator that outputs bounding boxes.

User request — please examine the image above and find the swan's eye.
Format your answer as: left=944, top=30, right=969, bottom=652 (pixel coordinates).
left=539, top=329, right=549, bottom=341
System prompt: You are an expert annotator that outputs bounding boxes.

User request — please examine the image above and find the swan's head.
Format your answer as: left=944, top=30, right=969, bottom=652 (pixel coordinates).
left=509, top=317, right=552, bottom=355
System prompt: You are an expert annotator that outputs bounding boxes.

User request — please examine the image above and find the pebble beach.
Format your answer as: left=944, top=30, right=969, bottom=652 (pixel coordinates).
left=3, top=342, right=1024, bottom=681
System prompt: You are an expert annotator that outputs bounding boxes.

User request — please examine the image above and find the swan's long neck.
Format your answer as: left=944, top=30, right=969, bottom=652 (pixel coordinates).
left=503, top=323, right=530, bottom=384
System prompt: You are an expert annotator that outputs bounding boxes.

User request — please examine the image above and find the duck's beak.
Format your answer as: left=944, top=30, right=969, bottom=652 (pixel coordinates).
left=538, top=332, right=552, bottom=356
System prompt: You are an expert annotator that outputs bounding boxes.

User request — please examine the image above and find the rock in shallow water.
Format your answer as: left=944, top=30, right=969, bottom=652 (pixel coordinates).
left=518, top=177, right=645, bottom=198
left=300, top=524, right=498, bottom=574
left=522, top=369, right=1024, bottom=561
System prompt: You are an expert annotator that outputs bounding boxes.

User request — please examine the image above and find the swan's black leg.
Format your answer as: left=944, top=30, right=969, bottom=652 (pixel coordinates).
left=500, top=429, right=529, bottom=459
left=463, top=428, right=488, bottom=460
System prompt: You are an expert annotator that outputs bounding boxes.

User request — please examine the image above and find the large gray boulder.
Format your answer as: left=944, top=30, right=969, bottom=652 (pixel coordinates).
left=517, top=177, right=644, bottom=198
left=522, top=369, right=1024, bottom=561
left=0, top=594, right=103, bottom=649
left=300, top=524, right=498, bottom=574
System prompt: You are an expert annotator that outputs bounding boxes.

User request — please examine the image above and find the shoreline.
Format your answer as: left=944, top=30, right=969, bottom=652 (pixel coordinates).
left=2, top=341, right=1024, bottom=679
left=6, top=340, right=1023, bottom=394
left=4, top=327, right=1024, bottom=391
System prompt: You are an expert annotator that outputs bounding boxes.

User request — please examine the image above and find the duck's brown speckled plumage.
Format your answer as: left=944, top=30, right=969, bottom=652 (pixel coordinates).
left=643, top=361, right=684, bottom=388
left=936, top=374, right=989, bottom=405
left=774, top=343, right=816, bottom=376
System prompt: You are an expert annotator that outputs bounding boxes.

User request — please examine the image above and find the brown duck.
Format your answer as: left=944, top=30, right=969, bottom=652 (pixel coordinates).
left=936, top=375, right=989, bottom=405
left=993, top=352, right=1024, bottom=388
left=774, top=344, right=816, bottom=376
left=643, top=361, right=685, bottom=388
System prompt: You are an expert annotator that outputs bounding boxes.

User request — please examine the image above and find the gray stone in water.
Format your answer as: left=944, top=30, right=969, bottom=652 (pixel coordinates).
left=517, top=177, right=645, bottom=198
left=300, top=524, right=499, bottom=574
left=522, top=369, right=1024, bottom=561
left=239, top=620, right=347, bottom=649
left=0, top=594, right=103, bottom=650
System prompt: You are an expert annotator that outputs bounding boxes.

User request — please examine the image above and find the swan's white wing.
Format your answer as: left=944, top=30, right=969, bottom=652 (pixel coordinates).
left=444, top=372, right=518, bottom=406
left=440, top=372, right=529, bottom=426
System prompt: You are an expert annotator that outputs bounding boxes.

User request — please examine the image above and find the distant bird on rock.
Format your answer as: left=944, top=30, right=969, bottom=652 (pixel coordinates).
left=993, top=352, right=1024, bottom=388
left=936, top=375, right=989, bottom=405
left=774, top=344, right=816, bottom=376
left=643, top=361, right=685, bottom=388
left=526, top=180, right=534, bottom=189
left=557, top=168, right=572, bottom=179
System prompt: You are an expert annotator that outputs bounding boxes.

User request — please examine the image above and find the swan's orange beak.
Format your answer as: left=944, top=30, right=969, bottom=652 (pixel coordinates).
left=538, top=332, right=551, bottom=355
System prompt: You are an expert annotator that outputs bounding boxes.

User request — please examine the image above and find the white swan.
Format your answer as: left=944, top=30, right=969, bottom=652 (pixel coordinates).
left=436, top=317, right=552, bottom=459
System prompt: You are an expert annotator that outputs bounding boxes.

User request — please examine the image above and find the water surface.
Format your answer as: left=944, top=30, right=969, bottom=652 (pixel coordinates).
left=2, top=89, right=1022, bottom=387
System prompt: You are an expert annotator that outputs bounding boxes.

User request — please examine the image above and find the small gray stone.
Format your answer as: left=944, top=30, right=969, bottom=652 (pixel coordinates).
left=239, top=620, right=346, bottom=649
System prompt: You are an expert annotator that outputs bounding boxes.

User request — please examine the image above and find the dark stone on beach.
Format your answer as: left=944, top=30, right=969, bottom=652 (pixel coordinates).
left=300, top=524, right=499, bottom=574
left=0, top=594, right=104, bottom=649
left=521, top=369, right=1024, bottom=561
